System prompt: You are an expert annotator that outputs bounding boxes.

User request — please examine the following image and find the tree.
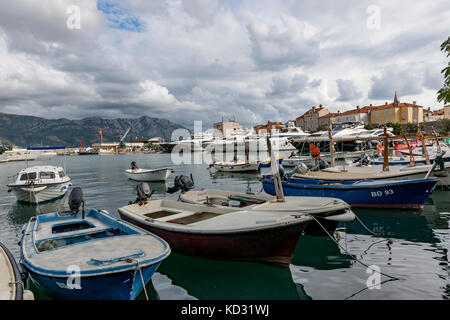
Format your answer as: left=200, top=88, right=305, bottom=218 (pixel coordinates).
left=439, top=118, right=450, bottom=136
left=364, top=124, right=373, bottom=130
left=437, top=36, right=450, bottom=104
left=386, top=122, right=401, bottom=136
left=405, top=123, right=418, bottom=134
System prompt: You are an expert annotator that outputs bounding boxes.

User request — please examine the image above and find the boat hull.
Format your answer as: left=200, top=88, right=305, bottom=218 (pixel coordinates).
left=119, top=213, right=307, bottom=267
left=125, top=168, right=172, bottom=181
left=26, top=262, right=160, bottom=300
left=9, top=181, right=71, bottom=204
left=213, top=162, right=259, bottom=172
left=0, top=242, right=23, bottom=300
left=262, top=178, right=437, bottom=210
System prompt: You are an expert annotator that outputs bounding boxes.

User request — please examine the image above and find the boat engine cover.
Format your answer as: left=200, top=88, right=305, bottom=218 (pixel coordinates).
left=69, top=187, right=83, bottom=213
left=167, top=175, right=194, bottom=193
left=137, top=182, right=151, bottom=200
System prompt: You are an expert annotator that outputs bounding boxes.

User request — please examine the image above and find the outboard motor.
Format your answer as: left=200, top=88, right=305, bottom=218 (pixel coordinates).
left=130, top=182, right=154, bottom=205
left=69, top=187, right=85, bottom=219
left=310, top=158, right=329, bottom=172
left=353, top=152, right=370, bottom=167
left=433, top=152, right=447, bottom=176
left=167, top=175, right=195, bottom=194
left=292, top=162, right=308, bottom=175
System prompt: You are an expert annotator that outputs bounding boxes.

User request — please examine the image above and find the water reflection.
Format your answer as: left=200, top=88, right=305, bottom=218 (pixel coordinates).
left=154, top=252, right=307, bottom=300
left=346, top=209, right=439, bottom=243
left=7, top=195, right=69, bottom=227
left=291, top=235, right=353, bottom=270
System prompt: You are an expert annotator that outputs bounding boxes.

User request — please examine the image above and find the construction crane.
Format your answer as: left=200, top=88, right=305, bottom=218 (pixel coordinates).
left=119, top=125, right=131, bottom=149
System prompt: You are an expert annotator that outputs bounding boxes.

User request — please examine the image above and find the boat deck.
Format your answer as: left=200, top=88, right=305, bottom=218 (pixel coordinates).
left=22, top=210, right=169, bottom=274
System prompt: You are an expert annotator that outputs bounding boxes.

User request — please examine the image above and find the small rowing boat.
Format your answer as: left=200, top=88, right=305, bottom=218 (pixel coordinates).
left=179, top=189, right=355, bottom=236
left=125, top=167, right=173, bottom=181
left=118, top=183, right=354, bottom=267
left=20, top=188, right=170, bottom=300
left=212, top=160, right=260, bottom=172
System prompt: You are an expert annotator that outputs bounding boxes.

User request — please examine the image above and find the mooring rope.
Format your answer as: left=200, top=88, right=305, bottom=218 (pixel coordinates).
left=354, top=214, right=383, bottom=238
left=121, top=258, right=149, bottom=300
left=306, top=214, right=401, bottom=281
left=136, top=259, right=149, bottom=301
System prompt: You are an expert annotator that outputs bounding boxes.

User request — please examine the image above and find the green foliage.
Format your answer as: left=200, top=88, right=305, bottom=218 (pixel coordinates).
left=405, top=123, right=418, bottom=134
left=439, top=119, right=450, bottom=136
left=364, top=124, right=373, bottom=130
left=437, top=36, right=450, bottom=104
left=386, top=122, right=401, bottom=135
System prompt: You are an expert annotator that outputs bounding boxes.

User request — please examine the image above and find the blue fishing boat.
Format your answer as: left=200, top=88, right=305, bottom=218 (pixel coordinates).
left=262, top=177, right=438, bottom=209
left=20, top=188, right=170, bottom=300
left=259, top=157, right=283, bottom=169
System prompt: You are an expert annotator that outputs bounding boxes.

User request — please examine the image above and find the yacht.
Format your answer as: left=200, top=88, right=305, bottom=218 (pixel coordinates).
left=0, top=147, right=41, bottom=162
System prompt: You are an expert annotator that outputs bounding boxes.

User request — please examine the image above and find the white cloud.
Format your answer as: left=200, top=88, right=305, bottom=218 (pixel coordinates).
left=0, top=0, right=449, bottom=129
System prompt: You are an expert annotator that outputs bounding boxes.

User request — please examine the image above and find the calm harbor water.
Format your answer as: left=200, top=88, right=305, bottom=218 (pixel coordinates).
left=0, top=153, right=449, bottom=300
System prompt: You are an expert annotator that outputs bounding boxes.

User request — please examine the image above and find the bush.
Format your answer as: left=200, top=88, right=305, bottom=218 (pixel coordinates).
left=386, top=122, right=401, bottom=136
left=439, top=119, right=450, bottom=136
left=405, top=123, right=418, bottom=134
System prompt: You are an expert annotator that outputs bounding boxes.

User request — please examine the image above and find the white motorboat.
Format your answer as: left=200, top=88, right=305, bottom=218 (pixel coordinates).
left=212, top=160, right=260, bottom=172
left=0, top=241, right=34, bottom=300
left=7, top=165, right=72, bottom=204
left=125, top=167, right=173, bottom=181
left=0, top=147, right=41, bottom=162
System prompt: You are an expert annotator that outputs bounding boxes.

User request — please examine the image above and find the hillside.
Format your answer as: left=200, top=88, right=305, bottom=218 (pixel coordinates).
left=0, top=112, right=187, bottom=147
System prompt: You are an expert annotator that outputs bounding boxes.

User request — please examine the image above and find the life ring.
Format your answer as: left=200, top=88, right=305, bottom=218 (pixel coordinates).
left=376, top=143, right=383, bottom=155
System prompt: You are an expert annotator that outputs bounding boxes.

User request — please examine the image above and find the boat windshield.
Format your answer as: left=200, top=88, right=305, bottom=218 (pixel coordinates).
left=40, top=172, right=55, bottom=179
left=20, top=172, right=37, bottom=181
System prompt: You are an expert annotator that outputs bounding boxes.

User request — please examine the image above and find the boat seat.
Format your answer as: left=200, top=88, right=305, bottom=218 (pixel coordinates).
left=153, top=209, right=199, bottom=222
left=34, top=217, right=111, bottom=242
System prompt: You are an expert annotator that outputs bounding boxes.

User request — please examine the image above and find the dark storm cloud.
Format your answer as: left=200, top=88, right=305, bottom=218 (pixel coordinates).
left=0, top=0, right=449, bottom=128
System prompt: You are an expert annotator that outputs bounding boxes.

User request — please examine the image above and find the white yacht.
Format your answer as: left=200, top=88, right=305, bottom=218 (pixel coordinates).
left=7, top=165, right=72, bottom=204
left=0, top=147, right=41, bottom=163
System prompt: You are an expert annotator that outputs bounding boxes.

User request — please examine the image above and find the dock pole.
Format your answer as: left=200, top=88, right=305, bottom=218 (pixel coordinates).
left=383, top=127, right=389, bottom=171
left=328, top=117, right=335, bottom=167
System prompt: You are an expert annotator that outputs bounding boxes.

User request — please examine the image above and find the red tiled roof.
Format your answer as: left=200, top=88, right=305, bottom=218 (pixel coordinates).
left=319, top=112, right=339, bottom=119
left=339, top=106, right=371, bottom=115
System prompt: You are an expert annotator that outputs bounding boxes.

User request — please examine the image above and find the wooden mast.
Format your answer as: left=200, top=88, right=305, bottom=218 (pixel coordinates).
left=328, top=117, right=335, bottom=167
left=400, top=127, right=415, bottom=166
left=431, top=127, right=442, bottom=154
left=383, top=127, right=389, bottom=171
left=266, top=135, right=285, bottom=202
left=418, top=127, right=430, bottom=165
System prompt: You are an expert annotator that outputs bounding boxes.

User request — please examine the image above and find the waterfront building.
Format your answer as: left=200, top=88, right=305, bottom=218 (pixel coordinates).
left=369, top=92, right=424, bottom=126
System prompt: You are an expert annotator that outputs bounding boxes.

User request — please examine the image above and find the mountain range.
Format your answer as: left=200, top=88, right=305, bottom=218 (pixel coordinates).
left=0, top=112, right=187, bottom=147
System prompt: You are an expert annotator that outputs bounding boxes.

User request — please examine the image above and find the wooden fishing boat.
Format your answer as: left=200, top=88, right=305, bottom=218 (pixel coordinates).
left=179, top=189, right=355, bottom=236
left=20, top=205, right=170, bottom=300
left=212, top=160, right=260, bottom=172
left=0, top=241, right=34, bottom=300
left=125, top=167, right=173, bottom=181
left=119, top=198, right=330, bottom=267
left=298, top=162, right=450, bottom=187
left=262, top=177, right=438, bottom=210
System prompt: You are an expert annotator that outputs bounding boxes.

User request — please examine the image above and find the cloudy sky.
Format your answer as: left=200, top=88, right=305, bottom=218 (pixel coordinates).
left=0, top=0, right=448, bottom=129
